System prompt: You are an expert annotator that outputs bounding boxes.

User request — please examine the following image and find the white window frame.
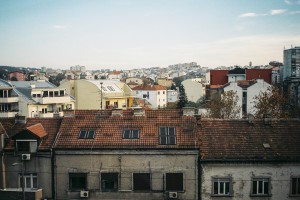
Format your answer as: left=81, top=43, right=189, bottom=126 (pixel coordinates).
left=19, top=173, right=37, bottom=189
left=251, top=177, right=270, bottom=196
left=212, top=177, right=232, bottom=196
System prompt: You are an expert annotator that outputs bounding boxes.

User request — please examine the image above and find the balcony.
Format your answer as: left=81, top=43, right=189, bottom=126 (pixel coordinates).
left=33, top=96, right=70, bottom=104
left=34, top=111, right=64, bottom=118
left=0, top=111, right=19, bottom=118
left=0, top=96, right=19, bottom=103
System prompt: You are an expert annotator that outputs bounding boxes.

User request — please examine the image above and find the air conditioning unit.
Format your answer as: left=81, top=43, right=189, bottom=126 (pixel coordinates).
left=80, top=191, right=89, bottom=198
left=169, top=192, right=178, bottom=199
left=22, top=154, right=31, bottom=160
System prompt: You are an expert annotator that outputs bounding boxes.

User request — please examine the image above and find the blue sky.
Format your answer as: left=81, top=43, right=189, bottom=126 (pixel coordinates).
left=0, top=0, right=300, bottom=70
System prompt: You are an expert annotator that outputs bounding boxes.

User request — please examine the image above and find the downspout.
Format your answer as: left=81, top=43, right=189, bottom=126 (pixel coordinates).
left=51, top=149, right=56, bottom=200
left=198, top=157, right=202, bottom=200
left=1, top=152, right=6, bottom=190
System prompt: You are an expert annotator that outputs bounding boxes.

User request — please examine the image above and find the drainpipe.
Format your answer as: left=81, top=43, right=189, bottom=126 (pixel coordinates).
left=198, top=157, right=202, bottom=200
left=1, top=152, right=6, bottom=190
left=51, top=149, right=56, bottom=200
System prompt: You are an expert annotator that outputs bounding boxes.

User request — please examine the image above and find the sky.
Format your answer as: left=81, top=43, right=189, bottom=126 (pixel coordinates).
left=0, top=0, right=300, bottom=70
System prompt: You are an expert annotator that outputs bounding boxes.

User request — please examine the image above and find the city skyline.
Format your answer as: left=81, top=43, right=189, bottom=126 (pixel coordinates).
left=1, top=0, right=300, bottom=70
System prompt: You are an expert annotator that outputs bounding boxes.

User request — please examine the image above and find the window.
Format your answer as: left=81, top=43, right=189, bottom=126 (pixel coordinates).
left=19, top=173, right=37, bottom=189
left=60, top=90, right=64, bottom=96
left=133, top=173, right=151, bottom=191
left=158, top=91, right=160, bottom=95
left=251, top=178, right=270, bottom=196
left=54, top=91, right=59, bottom=97
left=101, top=173, right=118, bottom=192
left=78, top=130, right=96, bottom=139
left=159, top=127, right=176, bottom=145
left=107, top=86, right=115, bottom=91
left=291, top=177, right=300, bottom=196
left=123, top=129, right=139, bottom=139
left=69, top=173, right=87, bottom=190
left=212, top=177, right=232, bottom=196
left=16, top=140, right=37, bottom=153
left=166, top=173, right=183, bottom=191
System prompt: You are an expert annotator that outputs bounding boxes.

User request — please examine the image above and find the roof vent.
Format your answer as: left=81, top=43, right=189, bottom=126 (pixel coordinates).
left=182, top=107, right=196, bottom=116
left=248, top=114, right=254, bottom=124
left=111, top=108, right=123, bottom=117
left=30, top=82, right=36, bottom=88
left=133, top=107, right=145, bottom=116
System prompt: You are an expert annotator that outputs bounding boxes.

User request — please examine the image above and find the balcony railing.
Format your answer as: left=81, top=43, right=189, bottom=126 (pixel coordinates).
left=33, top=96, right=71, bottom=104
left=0, top=111, right=19, bottom=118
left=0, top=96, right=19, bottom=103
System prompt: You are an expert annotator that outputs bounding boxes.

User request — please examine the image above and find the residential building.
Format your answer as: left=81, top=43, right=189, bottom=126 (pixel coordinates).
left=198, top=118, right=300, bottom=200
left=132, top=85, right=167, bottom=109
left=223, top=79, right=271, bottom=118
left=108, top=71, right=123, bottom=80
left=0, top=117, right=62, bottom=199
left=0, top=79, right=75, bottom=118
left=8, top=71, right=26, bottom=81
left=157, top=78, right=174, bottom=88
left=0, top=110, right=299, bottom=200
left=282, top=46, right=300, bottom=108
left=181, top=79, right=205, bottom=103
left=208, top=68, right=272, bottom=86
left=167, top=90, right=178, bottom=103
left=59, top=79, right=135, bottom=110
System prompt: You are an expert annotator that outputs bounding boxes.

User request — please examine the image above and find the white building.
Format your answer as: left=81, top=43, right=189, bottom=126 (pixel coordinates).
left=167, top=90, right=178, bottom=103
left=181, top=79, right=205, bottom=102
left=0, top=79, right=75, bottom=118
left=223, top=79, right=271, bottom=118
left=132, top=85, right=167, bottom=109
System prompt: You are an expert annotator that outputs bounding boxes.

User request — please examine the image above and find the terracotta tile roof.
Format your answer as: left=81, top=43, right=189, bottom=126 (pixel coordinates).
left=132, top=85, right=167, bottom=91
left=1, top=118, right=62, bottom=151
left=210, top=85, right=223, bottom=89
left=53, top=109, right=198, bottom=150
left=198, top=119, right=300, bottom=161
left=26, top=123, right=47, bottom=138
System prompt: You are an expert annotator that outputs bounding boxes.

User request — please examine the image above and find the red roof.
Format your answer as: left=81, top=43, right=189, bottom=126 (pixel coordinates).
left=210, top=70, right=228, bottom=85
left=246, top=69, right=272, bottom=84
left=26, top=123, right=47, bottom=138
left=53, top=109, right=197, bottom=149
left=132, top=85, right=167, bottom=91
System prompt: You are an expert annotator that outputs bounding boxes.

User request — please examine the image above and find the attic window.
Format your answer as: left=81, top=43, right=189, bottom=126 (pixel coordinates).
left=78, top=130, right=96, bottom=139
left=16, top=140, right=37, bottom=153
left=123, top=129, right=140, bottom=139
left=107, top=86, right=115, bottom=91
left=263, top=143, right=270, bottom=148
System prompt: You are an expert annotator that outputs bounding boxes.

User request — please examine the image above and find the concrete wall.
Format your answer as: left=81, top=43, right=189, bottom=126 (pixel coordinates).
left=55, top=150, right=198, bottom=200
left=200, top=163, right=300, bottom=200
left=3, top=153, right=52, bottom=199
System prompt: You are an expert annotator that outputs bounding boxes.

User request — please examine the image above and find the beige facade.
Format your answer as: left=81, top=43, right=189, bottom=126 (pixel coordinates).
left=59, top=80, right=135, bottom=110
left=55, top=150, right=198, bottom=200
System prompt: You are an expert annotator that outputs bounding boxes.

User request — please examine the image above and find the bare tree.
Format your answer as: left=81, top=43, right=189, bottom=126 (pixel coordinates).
left=208, top=90, right=241, bottom=119
left=252, top=86, right=289, bottom=118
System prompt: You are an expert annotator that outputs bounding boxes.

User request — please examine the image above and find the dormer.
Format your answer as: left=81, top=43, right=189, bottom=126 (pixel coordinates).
left=12, top=123, right=48, bottom=154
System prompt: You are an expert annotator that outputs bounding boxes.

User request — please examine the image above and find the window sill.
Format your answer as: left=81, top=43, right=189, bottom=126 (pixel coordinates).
left=289, top=195, right=300, bottom=197
left=211, top=194, right=233, bottom=197
left=250, top=194, right=271, bottom=197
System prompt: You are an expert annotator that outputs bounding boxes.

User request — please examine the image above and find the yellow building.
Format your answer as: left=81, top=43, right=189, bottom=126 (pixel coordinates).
left=59, top=79, right=135, bottom=110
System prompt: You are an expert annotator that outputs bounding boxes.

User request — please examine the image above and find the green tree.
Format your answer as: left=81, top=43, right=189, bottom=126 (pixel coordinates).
left=177, top=84, right=188, bottom=108
left=252, top=86, right=291, bottom=118
left=208, top=90, right=241, bottom=119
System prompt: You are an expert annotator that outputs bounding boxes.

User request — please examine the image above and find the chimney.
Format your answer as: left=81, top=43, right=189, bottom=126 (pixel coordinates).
left=111, top=108, right=123, bottom=117
left=133, top=107, right=145, bottom=116
left=182, top=107, right=196, bottom=116
left=30, top=82, right=36, bottom=88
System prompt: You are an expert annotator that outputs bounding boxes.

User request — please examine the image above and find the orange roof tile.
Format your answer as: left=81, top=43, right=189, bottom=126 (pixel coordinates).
left=132, top=85, right=167, bottom=91
left=26, top=123, right=47, bottom=138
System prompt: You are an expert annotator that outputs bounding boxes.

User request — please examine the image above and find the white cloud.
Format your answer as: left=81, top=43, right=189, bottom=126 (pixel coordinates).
left=270, top=9, right=287, bottom=15
left=238, top=12, right=259, bottom=18
left=52, top=25, right=66, bottom=29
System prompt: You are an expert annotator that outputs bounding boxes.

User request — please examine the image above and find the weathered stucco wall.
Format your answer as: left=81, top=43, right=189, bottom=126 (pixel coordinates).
left=55, top=150, right=198, bottom=200
left=201, top=163, right=300, bottom=200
